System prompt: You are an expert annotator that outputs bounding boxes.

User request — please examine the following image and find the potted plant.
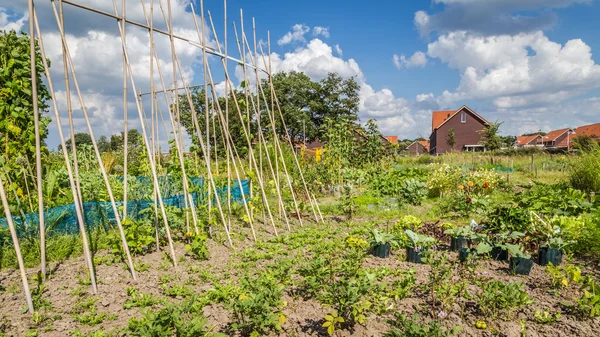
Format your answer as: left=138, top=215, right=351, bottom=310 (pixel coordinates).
left=444, top=225, right=484, bottom=251
left=491, top=231, right=525, bottom=261
left=506, top=244, right=534, bottom=275
left=405, top=230, right=436, bottom=264
left=538, top=237, right=572, bottom=266
left=369, top=229, right=399, bottom=258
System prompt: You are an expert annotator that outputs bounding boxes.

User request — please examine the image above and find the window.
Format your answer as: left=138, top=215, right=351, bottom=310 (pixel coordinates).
left=461, top=112, right=466, bottom=123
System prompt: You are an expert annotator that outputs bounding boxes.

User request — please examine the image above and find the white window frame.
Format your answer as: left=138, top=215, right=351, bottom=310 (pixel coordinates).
left=461, top=112, right=466, bottom=123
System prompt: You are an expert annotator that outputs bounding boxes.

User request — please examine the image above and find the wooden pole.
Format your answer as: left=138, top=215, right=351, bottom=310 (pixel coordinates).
left=36, top=5, right=98, bottom=293
left=0, top=172, right=34, bottom=313
left=51, top=0, right=138, bottom=280
left=28, top=0, right=46, bottom=279
left=122, top=0, right=129, bottom=220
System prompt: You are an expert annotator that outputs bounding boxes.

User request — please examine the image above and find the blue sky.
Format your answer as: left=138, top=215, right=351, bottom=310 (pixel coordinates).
left=2, top=0, right=600, bottom=147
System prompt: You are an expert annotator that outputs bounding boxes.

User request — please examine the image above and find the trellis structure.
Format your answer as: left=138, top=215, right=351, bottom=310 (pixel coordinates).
left=2, top=0, right=323, bottom=314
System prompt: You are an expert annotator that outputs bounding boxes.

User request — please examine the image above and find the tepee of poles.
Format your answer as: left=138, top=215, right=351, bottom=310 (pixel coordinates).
left=3, top=0, right=323, bottom=314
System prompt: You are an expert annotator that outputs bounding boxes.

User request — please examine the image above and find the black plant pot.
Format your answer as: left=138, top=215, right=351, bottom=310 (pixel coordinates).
left=458, top=248, right=477, bottom=262
left=406, top=247, right=426, bottom=264
left=538, top=247, right=563, bottom=266
left=491, top=247, right=509, bottom=261
left=450, top=237, right=471, bottom=251
left=509, top=257, right=534, bottom=275
left=373, top=244, right=391, bottom=258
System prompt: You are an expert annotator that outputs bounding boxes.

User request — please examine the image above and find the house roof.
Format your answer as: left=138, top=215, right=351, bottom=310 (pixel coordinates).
left=542, top=128, right=572, bottom=142
left=516, top=135, right=541, bottom=145
left=418, top=140, right=430, bottom=150
left=384, top=136, right=398, bottom=144
left=432, top=110, right=455, bottom=130
left=431, top=105, right=490, bottom=131
left=575, top=123, right=600, bottom=139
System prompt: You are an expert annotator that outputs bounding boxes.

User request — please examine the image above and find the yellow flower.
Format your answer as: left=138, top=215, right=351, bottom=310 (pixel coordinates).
left=562, top=278, right=569, bottom=287
left=467, top=181, right=474, bottom=187
left=458, top=185, right=464, bottom=190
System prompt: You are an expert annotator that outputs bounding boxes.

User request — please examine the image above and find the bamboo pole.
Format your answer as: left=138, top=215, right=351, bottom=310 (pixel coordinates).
left=122, top=0, right=128, bottom=221
left=0, top=172, right=34, bottom=313
left=224, top=0, right=232, bottom=234
left=50, top=0, right=138, bottom=279
left=107, top=0, right=179, bottom=265
left=138, top=0, right=199, bottom=235
left=35, top=6, right=98, bottom=293
left=59, top=0, right=85, bottom=229
left=205, top=11, right=280, bottom=235
left=200, top=0, right=212, bottom=228
left=28, top=0, right=46, bottom=279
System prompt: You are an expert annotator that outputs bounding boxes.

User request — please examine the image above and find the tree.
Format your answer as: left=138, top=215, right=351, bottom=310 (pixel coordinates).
left=64, top=132, right=93, bottom=151
left=97, top=135, right=111, bottom=153
left=572, top=134, right=599, bottom=153
left=0, top=31, right=51, bottom=173
left=446, top=128, right=456, bottom=150
left=312, top=73, right=360, bottom=134
left=478, top=121, right=504, bottom=151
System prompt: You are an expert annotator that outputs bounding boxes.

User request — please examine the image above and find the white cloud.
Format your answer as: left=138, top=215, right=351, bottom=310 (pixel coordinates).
left=415, top=0, right=590, bottom=36
left=393, top=51, right=428, bottom=69
left=0, top=9, right=27, bottom=31
left=334, top=44, right=343, bottom=56
left=277, top=24, right=310, bottom=46
left=428, top=31, right=600, bottom=108
left=312, top=26, right=330, bottom=38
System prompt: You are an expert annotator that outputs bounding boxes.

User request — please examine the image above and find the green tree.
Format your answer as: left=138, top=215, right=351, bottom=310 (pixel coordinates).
left=97, top=135, right=111, bottom=153
left=64, top=132, right=93, bottom=151
left=0, top=31, right=51, bottom=173
left=446, top=128, right=456, bottom=150
left=478, top=121, right=504, bottom=151
left=312, top=73, right=360, bottom=133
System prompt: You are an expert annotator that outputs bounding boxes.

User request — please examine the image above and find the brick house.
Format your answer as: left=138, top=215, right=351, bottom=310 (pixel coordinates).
left=575, top=123, right=600, bottom=141
left=516, top=134, right=543, bottom=148
left=540, top=128, right=574, bottom=149
left=429, top=105, right=490, bottom=155
left=406, top=140, right=429, bottom=155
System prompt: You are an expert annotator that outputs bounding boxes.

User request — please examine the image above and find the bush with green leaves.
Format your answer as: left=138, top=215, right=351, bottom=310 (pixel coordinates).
left=320, top=275, right=373, bottom=335
left=569, top=147, right=600, bottom=193
left=384, top=313, right=462, bottom=337
left=228, top=274, right=287, bottom=336
left=185, top=233, right=210, bottom=260
left=575, top=276, right=600, bottom=319
left=399, top=178, right=428, bottom=206
left=475, top=280, right=534, bottom=319
left=127, top=296, right=224, bottom=337
left=108, top=218, right=155, bottom=257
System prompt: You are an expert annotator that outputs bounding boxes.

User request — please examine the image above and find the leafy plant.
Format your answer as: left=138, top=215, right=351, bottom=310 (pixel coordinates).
left=369, top=229, right=399, bottom=248
left=476, top=280, right=534, bottom=319
left=124, top=287, right=163, bottom=309
left=575, top=276, right=600, bottom=319
left=404, top=230, right=436, bottom=250
left=338, top=184, right=358, bottom=220
left=185, top=233, right=210, bottom=260
left=534, top=310, right=561, bottom=323
left=399, top=178, right=428, bottom=206
left=384, top=313, right=462, bottom=337
left=322, top=311, right=345, bottom=336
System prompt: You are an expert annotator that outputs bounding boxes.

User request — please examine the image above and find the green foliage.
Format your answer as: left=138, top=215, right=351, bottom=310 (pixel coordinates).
left=368, top=167, right=428, bottom=197
left=478, top=121, right=504, bottom=151
left=485, top=205, right=531, bottom=234
left=338, top=184, right=358, bottom=219
left=576, top=276, right=600, bottom=319
left=518, top=184, right=595, bottom=217
left=228, top=274, right=287, bottom=336
left=124, top=287, right=163, bottom=309
left=569, top=147, right=600, bottom=193
left=545, top=263, right=581, bottom=289
left=185, top=233, right=209, bottom=260
left=534, top=310, right=561, bottom=323
left=0, top=31, right=51, bottom=179
left=108, top=218, right=155, bottom=259
left=384, top=313, right=462, bottom=337
left=399, top=179, right=428, bottom=206
left=404, top=230, right=436, bottom=250
left=127, top=296, right=224, bottom=337
left=476, top=280, right=534, bottom=319
left=369, top=229, right=399, bottom=248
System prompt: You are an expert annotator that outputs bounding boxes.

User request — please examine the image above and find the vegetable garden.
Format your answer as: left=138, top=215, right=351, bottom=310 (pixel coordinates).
left=2, top=1, right=600, bottom=337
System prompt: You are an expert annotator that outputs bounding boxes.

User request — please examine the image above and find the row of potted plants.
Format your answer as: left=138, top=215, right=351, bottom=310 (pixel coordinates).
left=368, top=223, right=573, bottom=276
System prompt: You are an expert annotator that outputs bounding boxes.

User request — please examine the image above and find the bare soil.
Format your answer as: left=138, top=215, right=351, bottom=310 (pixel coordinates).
left=1, top=220, right=600, bottom=337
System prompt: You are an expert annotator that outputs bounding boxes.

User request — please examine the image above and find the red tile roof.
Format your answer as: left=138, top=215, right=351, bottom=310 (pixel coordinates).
left=542, top=128, right=572, bottom=142
left=418, top=140, right=430, bottom=151
left=516, top=135, right=541, bottom=145
left=384, top=136, right=398, bottom=144
left=575, top=123, right=600, bottom=139
left=432, top=110, right=456, bottom=130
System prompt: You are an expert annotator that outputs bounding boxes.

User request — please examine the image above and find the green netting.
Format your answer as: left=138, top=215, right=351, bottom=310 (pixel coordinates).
left=0, top=176, right=250, bottom=239
left=494, top=166, right=515, bottom=173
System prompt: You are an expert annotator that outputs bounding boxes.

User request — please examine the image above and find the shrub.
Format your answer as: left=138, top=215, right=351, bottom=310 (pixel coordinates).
left=569, top=148, right=600, bottom=193
left=384, top=313, right=462, bottom=337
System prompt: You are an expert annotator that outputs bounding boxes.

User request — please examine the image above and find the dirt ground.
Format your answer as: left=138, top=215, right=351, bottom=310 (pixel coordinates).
left=1, top=221, right=600, bottom=337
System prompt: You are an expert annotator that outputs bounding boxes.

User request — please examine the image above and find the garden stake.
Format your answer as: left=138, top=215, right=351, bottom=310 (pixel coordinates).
left=38, top=5, right=98, bottom=293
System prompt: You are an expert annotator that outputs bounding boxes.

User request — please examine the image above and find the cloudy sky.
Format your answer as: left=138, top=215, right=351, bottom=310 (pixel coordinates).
left=2, top=0, right=600, bottom=148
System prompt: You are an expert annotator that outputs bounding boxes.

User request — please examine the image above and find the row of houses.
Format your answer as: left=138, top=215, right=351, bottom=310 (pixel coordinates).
left=393, top=105, right=599, bottom=155
left=515, top=123, right=600, bottom=150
